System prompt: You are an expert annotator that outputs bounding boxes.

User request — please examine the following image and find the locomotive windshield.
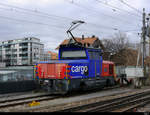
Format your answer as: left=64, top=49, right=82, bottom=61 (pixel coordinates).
left=60, top=50, right=87, bottom=59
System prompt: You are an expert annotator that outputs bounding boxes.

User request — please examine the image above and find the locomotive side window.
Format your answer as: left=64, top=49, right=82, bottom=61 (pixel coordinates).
left=109, top=64, right=113, bottom=74
left=104, top=68, right=107, bottom=72
left=88, top=52, right=94, bottom=59
left=61, top=50, right=87, bottom=59
left=88, top=51, right=101, bottom=60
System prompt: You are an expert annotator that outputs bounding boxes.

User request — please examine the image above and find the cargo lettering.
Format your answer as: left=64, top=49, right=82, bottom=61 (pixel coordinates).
left=71, top=66, right=88, bottom=75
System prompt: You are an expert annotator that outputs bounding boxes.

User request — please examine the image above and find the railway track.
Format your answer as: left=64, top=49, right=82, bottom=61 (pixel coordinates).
left=0, top=85, right=130, bottom=112
left=112, top=96, right=150, bottom=112
left=0, top=85, right=119, bottom=110
left=57, top=89, right=150, bottom=112
left=0, top=91, right=32, bottom=98
left=0, top=94, right=59, bottom=109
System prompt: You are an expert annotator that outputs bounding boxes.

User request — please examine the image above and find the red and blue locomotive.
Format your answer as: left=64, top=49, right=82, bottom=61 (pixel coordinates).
left=35, top=43, right=116, bottom=94
left=35, top=20, right=116, bottom=94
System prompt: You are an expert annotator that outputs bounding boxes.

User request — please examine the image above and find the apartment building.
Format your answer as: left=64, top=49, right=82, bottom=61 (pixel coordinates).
left=41, top=50, right=51, bottom=61
left=0, top=37, right=44, bottom=66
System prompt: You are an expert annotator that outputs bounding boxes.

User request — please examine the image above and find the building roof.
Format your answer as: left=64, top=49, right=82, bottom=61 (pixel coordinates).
left=48, top=51, right=58, bottom=60
left=55, top=36, right=99, bottom=50
left=103, top=60, right=114, bottom=64
left=0, top=37, right=40, bottom=43
left=48, top=51, right=58, bottom=55
left=0, top=37, right=43, bottom=46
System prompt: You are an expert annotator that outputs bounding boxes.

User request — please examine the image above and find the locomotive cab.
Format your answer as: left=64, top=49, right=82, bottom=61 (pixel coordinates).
left=59, top=44, right=103, bottom=79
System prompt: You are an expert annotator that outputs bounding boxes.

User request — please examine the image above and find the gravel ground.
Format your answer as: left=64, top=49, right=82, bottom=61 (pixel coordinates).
left=1, top=86, right=150, bottom=112
left=0, top=87, right=132, bottom=112
left=138, top=104, right=150, bottom=112
left=1, top=86, right=146, bottom=112
left=0, top=91, right=48, bottom=102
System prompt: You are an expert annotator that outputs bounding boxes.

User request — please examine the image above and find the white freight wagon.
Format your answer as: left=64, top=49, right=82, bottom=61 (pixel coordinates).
left=125, top=67, right=144, bottom=78
left=115, top=66, right=144, bottom=87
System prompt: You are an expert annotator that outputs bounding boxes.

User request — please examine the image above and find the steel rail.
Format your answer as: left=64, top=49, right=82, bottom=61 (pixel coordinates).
left=0, top=85, right=120, bottom=110
left=0, top=85, right=129, bottom=112
left=94, top=94, right=150, bottom=112
left=0, top=96, right=59, bottom=109
left=57, top=90, right=150, bottom=112
left=0, top=94, right=52, bottom=104
left=113, top=97, right=150, bottom=112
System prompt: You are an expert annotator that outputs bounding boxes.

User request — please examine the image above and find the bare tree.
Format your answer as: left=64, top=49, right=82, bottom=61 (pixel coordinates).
left=102, top=31, right=129, bottom=54
left=102, top=31, right=131, bottom=61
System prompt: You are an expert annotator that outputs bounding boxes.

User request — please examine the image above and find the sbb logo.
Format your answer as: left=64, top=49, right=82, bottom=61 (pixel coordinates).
left=71, top=66, right=88, bottom=75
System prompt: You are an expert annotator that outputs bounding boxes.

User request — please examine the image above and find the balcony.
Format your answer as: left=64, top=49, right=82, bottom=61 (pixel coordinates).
left=11, top=57, right=17, bottom=59
left=22, top=56, right=28, bottom=59
left=22, top=60, right=28, bottom=65
left=4, top=48, right=11, bottom=50
left=20, top=51, right=29, bottom=54
left=5, top=51, right=12, bottom=54
left=12, top=52, right=17, bottom=54
left=20, top=46, right=28, bottom=49
left=5, top=57, right=17, bottom=60
left=5, top=57, right=11, bottom=60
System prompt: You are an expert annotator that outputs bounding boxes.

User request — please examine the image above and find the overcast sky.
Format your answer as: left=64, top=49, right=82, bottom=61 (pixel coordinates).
left=0, top=0, right=150, bottom=52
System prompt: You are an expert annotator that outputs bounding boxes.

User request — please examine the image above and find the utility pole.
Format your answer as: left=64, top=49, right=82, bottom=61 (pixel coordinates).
left=142, top=8, right=147, bottom=85
left=147, top=13, right=150, bottom=56
left=146, top=13, right=150, bottom=85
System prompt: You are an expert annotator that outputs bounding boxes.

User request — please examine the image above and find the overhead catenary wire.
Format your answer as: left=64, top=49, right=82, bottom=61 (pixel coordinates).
left=65, top=0, right=141, bottom=28
left=0, top=2, right=123, bottom=31
left=66, top=0, right=129, bottom=22
left=0, top=1, right=142, bottom=31
left=0, top=13, right=141, bottom=38
left=0, top=2, right=75, bottom=21
left=0, top=7, right=71, bottom=21
left=0, top=1, right=142, bottom=40
left=118, top=0, right=143, bottom=14
left=0, top=15, right=67, bottom=29
left=0, top=14, right=118, bottom=33
left=0, top=14, right=141, bottom=53
left=0, top=15, right=120, bottom=38
left=94, top=0, right=142, bottom=21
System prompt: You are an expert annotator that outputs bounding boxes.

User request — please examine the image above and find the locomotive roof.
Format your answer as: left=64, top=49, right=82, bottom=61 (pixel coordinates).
left=59, top=43, right=101, bottom=51
left=38, top=60, right=89, bottom=64
left=103, top=60, right=114, bottom=64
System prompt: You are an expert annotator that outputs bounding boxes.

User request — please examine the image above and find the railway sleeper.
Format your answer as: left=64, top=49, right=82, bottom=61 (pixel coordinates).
left=85, top=94, right=150, bottom=112
left=98, top=95, right=150, bottom=112
left=57, top=90, right=150, bottom=112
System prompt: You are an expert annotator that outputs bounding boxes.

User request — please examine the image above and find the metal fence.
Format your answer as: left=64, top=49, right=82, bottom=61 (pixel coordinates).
left=0, top=66, right=34, bottom=82
left=0, top=66, right=38, bottom=94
